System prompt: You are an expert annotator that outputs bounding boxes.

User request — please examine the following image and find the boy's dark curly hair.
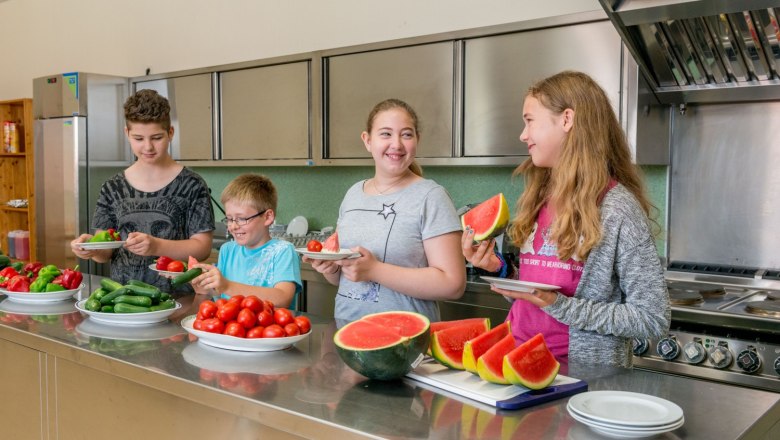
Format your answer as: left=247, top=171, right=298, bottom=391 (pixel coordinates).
left=124, top=89, right=172, bottom=130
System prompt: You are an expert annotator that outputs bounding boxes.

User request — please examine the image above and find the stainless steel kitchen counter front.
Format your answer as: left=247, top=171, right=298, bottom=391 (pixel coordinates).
left=0, top=276, right=778, bottom=439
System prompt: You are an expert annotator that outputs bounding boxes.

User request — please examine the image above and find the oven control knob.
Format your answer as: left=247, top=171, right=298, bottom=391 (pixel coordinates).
left=682, top=341, right=706, bottom=364
left=736, top=349, right=761, bottom=374
left=708, top=345, right=733, bottom=369
left=774, top=357, right=780, bottom=376
left=656, top=337, right=680, bottom=360
left=632, top=338, right=649, bottom=356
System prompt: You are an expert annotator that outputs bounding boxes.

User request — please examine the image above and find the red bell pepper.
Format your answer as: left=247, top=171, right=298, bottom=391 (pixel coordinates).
left=107, top=228, right=121, bottom=241
left=61, top=266, right=83, bottom=290
left=51, top=275, right=64, bottom=286
left=0, top=266, right=19, bottom=279
left=23, top=262, right=44, bottom=277
left=156, top=256, right=173, bottom=270
left=7, top=275, right=31, bottom=292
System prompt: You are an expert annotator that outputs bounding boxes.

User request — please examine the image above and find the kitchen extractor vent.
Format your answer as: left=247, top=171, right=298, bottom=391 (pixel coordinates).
left=667, top=261, right=759, bottom=278
left=599, top=0, right=780, bottom=103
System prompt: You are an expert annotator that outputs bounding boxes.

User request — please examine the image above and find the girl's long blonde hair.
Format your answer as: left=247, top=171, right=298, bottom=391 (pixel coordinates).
left=507, top=71, right=656, bottom=261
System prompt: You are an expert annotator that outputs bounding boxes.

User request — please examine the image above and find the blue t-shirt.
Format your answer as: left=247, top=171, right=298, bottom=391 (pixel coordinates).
left=216, top=239, right=302, bottom=307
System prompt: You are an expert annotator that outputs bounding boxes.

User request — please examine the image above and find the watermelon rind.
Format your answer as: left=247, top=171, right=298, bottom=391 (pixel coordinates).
left=430, top=319, right=491, bottom=370
left=476, top=333, right=516, bottom=384
left=461, top=193, right=510, bottom=242
left=334, top=311, right=430, bottom=380
left=462, top=321, right=511, bottom=374
left=502, top=333, right=560, bottom=390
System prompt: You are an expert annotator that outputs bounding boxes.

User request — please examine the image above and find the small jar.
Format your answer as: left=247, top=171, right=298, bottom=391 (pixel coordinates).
left=14, top=230, right=30, bottom=261
left=6, top=230, right=17, bottom=258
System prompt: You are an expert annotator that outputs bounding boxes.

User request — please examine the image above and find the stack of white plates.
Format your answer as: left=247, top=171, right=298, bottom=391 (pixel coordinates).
left=567, top=391, right=684, bottom=439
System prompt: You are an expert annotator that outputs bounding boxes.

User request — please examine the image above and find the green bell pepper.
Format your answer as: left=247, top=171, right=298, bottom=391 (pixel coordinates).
left=30, top=273, right=56, bottom=293
left=38, top=265, right=61, bottom=279
left=44, top=283, right=67, bottom=292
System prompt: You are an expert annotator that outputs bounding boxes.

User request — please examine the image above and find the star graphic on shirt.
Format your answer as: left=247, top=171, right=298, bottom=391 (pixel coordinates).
left=378, top=203, right=396, bottom=219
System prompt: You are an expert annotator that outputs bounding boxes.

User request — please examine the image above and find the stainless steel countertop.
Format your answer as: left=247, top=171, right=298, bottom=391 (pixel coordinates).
left=1, top=275, right=778, bottom=439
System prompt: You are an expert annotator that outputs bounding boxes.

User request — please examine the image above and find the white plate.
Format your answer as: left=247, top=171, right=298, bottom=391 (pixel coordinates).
left=480, top=276, right=561, bottom=293
left=568, top=391, right=684, bottom=427
left=0, top=298, right=77, bottom=315
left=148, top=263, right=185, bottom=279
left=78, top=241, right=126, bottom=250
left=0, top=283, right=85, bottom=304
left=76, top=319, right=185, bottom=341
left=569, top=409, right=685, bottom=438
left=295, top=248, right=360, bottom=261
left=182, top=342, right=312, bottom=374
left=181, top=315, right=311, bottom=352
left=75, top=299, right=182, bottom=326
left=286, top=216, right=308, bottom=237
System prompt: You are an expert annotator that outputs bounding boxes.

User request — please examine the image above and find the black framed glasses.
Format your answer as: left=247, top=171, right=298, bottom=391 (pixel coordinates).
left=221, top=209, right=268, bottom=226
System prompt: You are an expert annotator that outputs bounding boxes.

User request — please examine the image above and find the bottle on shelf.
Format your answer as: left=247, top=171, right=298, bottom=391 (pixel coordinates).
left=14, top=230, right=30, bottom=260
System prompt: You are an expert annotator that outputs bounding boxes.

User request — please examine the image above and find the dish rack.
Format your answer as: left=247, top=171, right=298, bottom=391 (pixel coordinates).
left=274, top=231, right=333, bottom=248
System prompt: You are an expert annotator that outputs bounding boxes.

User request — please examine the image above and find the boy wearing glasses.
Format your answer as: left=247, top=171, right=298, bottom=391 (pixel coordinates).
left=191, top=174, right=301, bottom=308
left=71, top=90, right=214, bottom=290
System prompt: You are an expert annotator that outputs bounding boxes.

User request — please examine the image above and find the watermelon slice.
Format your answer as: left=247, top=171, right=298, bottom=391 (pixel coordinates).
left=430, top=319, right=490, bottom=370
left=323, top=231, right=340, bottom=252
left=462, top=321, right=511, bottom=374
left=503, top=333, right=560, bottom=390
left=476, top=333, right=516, bottom=384
left=333, top=311, right=430, bottom=380
left=427, top=317, right=491, bottom=354
left=461, top=193, right=510, bottom=241
left=188, top=255, right=199, bottom=270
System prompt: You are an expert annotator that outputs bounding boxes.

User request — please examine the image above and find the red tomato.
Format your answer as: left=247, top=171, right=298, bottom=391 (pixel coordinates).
left=246, top=326, right=265, bottom=338
left=306, top=240, right=323, bottom=252
left=274, top=308, right=294, bottom=327
left=256, top=310, right=274, bottom=327
left=237, top=308, right=257, bottom=329
left=216, top=301, right=240, bottom=322
left=241, top=295, right=264, bottom=313
left=215, top=298, right=228, bottom=308
left=284, top=323, right=301, bottom=336
left=166, top=260, right=185, bottom=272
left=228, top=295, right=245, bottom=304
left=224, top=321, right=246, bottom=338
left=156, top=256, right=173, bottom=270
left=263, top=300, right=275, bottom=314
left=201, top=318, right=225, bottom=334
left=294, top=316, right=312, bottom=334
left=199, top=369, right=218, bottom=382
left=198, top=301, right=218, bottom=319
left=193, top=319, right=205, bottom=330
left=262, top=324, right=285, bottom=338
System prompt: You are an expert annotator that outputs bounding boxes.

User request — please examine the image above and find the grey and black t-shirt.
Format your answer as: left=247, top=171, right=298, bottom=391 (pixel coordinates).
left=92, top=167, right=215, bottom=290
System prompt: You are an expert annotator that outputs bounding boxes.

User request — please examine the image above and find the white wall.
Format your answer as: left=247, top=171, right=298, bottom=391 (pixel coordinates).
left=0, top=0, right=600, bottom=100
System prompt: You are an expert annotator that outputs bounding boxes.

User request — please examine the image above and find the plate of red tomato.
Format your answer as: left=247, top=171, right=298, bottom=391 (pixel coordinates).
left=148, top=264, right=185, bottom=279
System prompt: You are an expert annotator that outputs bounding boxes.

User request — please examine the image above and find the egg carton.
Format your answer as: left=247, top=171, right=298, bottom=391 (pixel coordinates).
left=276, top=232, right=333, bottom=248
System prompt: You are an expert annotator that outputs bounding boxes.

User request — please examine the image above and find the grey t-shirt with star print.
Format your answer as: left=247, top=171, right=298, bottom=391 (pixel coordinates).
left=333, top=178, right=461, bottom=323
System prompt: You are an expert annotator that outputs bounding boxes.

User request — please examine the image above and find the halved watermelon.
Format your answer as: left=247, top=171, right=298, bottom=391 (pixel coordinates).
left=430, top=319, right=490, bottom=370
left=476, top=333, right=516, bottom=384
left=323, top=231, right=340, bottom=252
left=462, top=321, right=511, bottom=374
left=461, top=193, right=510, bottom=241
left=503, top=333, right=560, bottom=390
left=428, top=317, right=491, bottom=354
left=334, top=311, right=430, bottom=380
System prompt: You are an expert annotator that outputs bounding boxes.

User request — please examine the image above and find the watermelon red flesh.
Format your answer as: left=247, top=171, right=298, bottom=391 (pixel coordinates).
left=476, top=333, right=517, bottom=384
left=429, top=317, right=491, bottom=335
left=334, top=311, right=430, bottom=380
left=503, top=333, right=560, bottom=390
left=461, top=193, right=510, bottom=242
left=430, top=320, right=491, bottom=370
left=462, top=321, right=511, bottom=374
left=323, top=231, right=340, bottom=252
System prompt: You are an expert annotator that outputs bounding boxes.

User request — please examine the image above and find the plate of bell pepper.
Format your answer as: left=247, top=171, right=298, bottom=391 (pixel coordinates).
left=78, top=228, right=125, bottom=250
left=0, top=263, right=85, bottom=303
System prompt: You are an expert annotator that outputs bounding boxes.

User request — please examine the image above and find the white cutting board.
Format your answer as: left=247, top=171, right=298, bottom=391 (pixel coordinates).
left=406, top=361, right=587, bottom=410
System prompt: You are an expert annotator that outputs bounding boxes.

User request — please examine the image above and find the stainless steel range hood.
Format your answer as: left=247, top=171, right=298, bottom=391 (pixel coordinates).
left=599, top=0, right=780, bottom=104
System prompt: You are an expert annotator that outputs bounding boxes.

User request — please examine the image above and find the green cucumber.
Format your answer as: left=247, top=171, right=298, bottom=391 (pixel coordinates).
left=127, top=279, right=159, bottom=290
left=100, top=278, right=124, bottom=292
left=171, top=268, right=202, bottom=287
left=85, top=297, right=102, bottom=312
left=0, top=255, right=10, bottom=267
left=99, top=286, right=130, bottom=305
left=100, top=305, right=114, bottom=313
left=160, top=292, right=171, bottom=301
left=149, top=299, right=176, bottom=312
left=112, top=295, right=153, bottom=307
left=124, top=284, right=161, bottom=301
left=113, top=303, right=151, bottom=313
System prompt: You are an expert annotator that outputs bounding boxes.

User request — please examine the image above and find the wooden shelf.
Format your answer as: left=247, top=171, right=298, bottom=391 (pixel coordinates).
left=0, top=98, right=36, bottom=261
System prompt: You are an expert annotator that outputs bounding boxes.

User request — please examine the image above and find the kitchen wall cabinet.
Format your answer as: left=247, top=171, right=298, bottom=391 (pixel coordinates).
left=135, top=74, right=214, bottom=161
left=463, top=20, right=622, bottom=157
left=220, top=62, right=310, bottom=160
left=324, top=42, right=455, bottom=160
left=0, top=98, right=36, bottom=261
